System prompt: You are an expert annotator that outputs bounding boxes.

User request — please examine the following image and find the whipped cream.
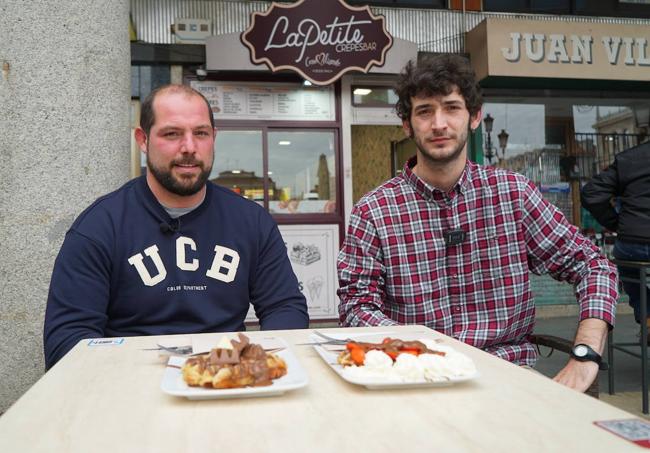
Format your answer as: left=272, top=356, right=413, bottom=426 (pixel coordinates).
left=340, top=340, right=477, bottom=383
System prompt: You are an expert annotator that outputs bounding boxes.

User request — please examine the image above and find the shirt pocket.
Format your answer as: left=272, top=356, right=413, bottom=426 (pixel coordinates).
left=471, top=225, right=529, bottom=305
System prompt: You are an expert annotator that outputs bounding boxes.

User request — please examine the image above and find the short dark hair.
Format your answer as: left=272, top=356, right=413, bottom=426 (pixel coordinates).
left=394, top=54, right=483, bottom=121
left=139, top=84, right=215, bottom=135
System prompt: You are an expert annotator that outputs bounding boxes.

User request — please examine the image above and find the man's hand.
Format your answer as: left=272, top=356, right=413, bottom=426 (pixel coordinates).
left=552, top=317, right=608, bottom=392
left=553, top=359, right=599, bottom=392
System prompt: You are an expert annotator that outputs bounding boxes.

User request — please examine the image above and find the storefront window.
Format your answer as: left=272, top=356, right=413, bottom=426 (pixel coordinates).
left=188, top=80, right=340, bottom=219
left=352, top=86, right=398, bottom=107
left=211, top=130, right=264, bottom=206
left=482, top=96, right=644, bottom=228
left=131, top=65, right=170, bottom=99
left=268, top=131, right=337, bottom=215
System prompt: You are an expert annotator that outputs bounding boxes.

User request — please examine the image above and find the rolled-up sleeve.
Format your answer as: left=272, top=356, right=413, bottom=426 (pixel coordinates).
left=337, top=205, right=398, bottom=327
left=520, top=179, right=618, bottom=327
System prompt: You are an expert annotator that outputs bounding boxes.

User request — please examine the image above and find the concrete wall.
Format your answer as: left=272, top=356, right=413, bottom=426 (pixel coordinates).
left=0, top=0, right=130, bottom=412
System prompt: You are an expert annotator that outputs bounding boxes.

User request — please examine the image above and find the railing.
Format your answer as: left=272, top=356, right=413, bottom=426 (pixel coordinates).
left=574, top=132, right=644, bottom=180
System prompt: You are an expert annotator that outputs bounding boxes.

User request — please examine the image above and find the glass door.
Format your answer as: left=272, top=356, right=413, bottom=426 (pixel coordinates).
left=267, top=129, right=338, bottom=216
left=210, top=127, right=341, bottom=221
left=211, top=129, right=264, bottom=207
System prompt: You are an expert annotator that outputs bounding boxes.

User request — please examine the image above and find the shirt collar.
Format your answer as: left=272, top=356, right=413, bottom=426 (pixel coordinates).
left=402, top=156, right=474, bottom=202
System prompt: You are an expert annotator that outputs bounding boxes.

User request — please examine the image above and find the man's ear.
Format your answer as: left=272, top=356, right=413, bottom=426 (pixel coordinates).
left=402, top=119, right=412, bottom=138
left=470, top=107, right=482, bottom=132
left=134, top=128, right=148, bottom=153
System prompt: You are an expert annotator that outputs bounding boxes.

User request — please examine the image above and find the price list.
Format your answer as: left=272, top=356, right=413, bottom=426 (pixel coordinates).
left=191, top=81, right=334, bottom=121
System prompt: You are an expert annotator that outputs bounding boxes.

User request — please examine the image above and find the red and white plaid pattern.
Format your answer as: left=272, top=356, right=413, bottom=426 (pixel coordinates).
left=338, top=158, right=618, bottom=365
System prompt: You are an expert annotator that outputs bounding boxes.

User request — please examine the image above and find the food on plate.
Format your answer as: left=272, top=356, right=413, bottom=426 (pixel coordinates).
left=336, top=338, right=477, bottom=382
left=181, top=333, right=287, bottom=389
left=337, top=338, right=443, bottom=366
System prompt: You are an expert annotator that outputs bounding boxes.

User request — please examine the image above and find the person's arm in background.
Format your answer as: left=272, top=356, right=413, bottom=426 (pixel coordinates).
left=581, top=160, right=620, bottom=231
left=337, top=205, right=398, bottom=327
left=250, top=217, right=309, bottom=330
left=44, top=230, right=111, bottom=369
left=520, top=178, right=618, bottom=392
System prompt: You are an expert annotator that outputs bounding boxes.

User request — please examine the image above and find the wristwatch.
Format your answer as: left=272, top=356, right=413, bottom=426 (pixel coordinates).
left=571, top=344, right=608, bottom=370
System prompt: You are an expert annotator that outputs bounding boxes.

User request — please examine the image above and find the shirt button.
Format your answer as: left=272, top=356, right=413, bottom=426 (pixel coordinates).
left=451, top=274, right=458, bottom=279
left=453, top=306, right=461, bottom=313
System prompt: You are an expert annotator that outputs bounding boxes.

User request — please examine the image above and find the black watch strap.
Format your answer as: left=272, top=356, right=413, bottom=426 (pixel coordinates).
left=571, top=344, right=608, bottom=371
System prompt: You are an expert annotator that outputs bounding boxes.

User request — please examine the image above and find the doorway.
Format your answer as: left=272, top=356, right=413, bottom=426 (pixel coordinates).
left=351, top=125, right=405, bottom=203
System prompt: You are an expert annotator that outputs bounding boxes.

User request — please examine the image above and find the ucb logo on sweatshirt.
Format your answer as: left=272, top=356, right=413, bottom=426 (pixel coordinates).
left=127, top=237, right=240, bottom=286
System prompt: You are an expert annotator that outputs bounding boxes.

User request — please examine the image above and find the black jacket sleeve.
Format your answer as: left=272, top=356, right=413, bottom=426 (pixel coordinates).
left=581, top=160, right=620, bottom=231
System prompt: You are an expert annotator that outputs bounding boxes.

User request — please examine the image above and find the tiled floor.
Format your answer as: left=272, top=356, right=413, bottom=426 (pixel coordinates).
left=535, top=312, right=650, bottom=418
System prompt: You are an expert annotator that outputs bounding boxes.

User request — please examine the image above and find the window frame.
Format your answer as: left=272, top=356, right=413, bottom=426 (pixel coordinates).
left=212, top=126, right=343, bottom=224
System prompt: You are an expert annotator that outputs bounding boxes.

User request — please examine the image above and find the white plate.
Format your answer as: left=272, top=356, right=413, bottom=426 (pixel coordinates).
left=161, top=337, right=308, bottom=400
left=311, top=332, right=479, bottom=390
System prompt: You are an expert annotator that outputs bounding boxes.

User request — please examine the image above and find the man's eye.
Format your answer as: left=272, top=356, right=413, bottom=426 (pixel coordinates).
left=195, top=131, right=210, bottom=137
left=164, top=131, right=180, bottom=137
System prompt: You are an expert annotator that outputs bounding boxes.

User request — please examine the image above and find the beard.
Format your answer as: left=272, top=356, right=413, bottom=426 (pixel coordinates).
left=411, top=122, right=469, bottom=166
left=146, top=152, right=213, bottom=197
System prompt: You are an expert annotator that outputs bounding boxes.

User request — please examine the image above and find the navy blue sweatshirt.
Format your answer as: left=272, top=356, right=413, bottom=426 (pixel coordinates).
left=44, top=176, right=308, bottom=368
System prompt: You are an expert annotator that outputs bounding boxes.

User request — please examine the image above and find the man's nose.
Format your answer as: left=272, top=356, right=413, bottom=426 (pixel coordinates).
left=430, top=111, right=447, bottom=130
left=180, top=133, right=197, bottom=152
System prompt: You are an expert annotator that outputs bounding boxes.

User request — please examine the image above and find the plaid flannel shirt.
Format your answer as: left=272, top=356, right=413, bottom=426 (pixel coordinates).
left=337, top=158, right=618, bottom=365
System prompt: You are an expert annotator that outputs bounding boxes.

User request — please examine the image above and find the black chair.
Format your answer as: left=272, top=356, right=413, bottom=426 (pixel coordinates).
left=607, top=259, right=650, bottom=414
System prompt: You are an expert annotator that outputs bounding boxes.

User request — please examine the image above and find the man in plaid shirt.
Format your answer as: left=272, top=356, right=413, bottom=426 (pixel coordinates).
left=337, top=54, right=618, bottom=392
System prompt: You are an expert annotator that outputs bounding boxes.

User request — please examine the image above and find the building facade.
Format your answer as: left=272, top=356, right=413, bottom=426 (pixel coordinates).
left=130, top=0, right=650, bottom=314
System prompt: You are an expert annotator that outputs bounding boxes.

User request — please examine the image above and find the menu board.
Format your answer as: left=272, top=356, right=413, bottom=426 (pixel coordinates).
left=190, top=81, right=335, bottom=121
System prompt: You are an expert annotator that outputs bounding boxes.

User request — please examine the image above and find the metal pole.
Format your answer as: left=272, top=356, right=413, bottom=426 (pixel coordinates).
left=608, top=328, right=615, bottom=394
left=641, top=266, right=648, bottom=414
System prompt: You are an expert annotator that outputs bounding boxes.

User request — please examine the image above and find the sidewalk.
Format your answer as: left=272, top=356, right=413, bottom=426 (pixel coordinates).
left=535, top=312, right=649, bottom=418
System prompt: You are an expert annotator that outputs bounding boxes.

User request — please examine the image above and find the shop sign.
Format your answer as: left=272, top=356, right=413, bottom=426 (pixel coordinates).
left=466, top=18, right=650, bottom=82
left=501, top=33, right=650, bottom=66
left=241, top=0, right=393, bottom=85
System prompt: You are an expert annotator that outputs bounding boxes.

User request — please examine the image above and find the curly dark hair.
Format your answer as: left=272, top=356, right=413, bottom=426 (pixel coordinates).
left=394, top=54, right=483, bottom=121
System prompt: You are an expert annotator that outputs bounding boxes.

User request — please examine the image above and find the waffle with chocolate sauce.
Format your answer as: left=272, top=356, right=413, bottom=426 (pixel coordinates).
left=181, top=334, right=287, bottom=389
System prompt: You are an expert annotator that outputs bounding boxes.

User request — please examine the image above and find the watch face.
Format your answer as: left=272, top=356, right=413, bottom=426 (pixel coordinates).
left=574, top=345, right=588, bottom=357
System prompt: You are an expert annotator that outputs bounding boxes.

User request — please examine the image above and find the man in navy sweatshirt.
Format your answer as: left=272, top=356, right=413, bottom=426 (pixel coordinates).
left=44, top=85, right=309, bottom=369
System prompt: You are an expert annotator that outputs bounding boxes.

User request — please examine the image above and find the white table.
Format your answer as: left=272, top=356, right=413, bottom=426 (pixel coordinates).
left=0, top=326, right=642, bottom=452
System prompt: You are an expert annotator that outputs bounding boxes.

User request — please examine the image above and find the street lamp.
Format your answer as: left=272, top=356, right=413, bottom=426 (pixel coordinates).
left=483, top=113, right=495, bottom=164
left=483, top=113, right=509, bottom=165
left=498, top=128, right=509, bottom=160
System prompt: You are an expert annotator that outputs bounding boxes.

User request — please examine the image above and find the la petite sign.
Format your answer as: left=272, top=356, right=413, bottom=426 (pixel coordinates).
left=241, top=0, right=393, bottom=85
